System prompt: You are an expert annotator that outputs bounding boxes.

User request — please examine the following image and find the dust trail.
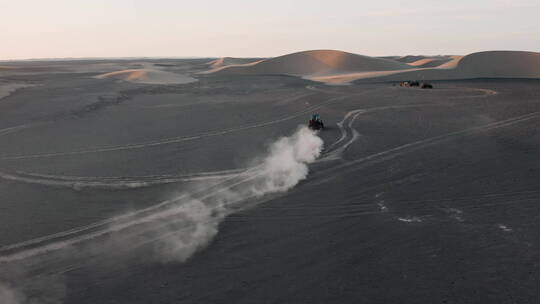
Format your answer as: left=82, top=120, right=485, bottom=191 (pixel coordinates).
left=0, top=283, right=22, bottom=304
left=0, top=168, right=263, bottom=256
left=0, top=126, right=323, bottom=263
left=0, top=275, right=65, bottom=304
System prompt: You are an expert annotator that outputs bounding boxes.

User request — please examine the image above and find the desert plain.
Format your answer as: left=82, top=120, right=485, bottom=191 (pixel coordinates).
left=0, top=50, right=539, bottom=303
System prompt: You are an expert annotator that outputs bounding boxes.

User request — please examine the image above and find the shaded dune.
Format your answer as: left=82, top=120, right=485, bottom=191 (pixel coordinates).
left=396, top=55, right=429, bottom=63
left=96, top=69, right=197, bottom=85
left=456, top=51, right=540, bottom=78
left=354, top=51, right=540, bottom=82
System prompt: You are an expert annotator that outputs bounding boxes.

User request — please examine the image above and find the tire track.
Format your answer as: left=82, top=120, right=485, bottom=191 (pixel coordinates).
left=0, top=167, right=264, bottom=262
left=321, top=110, right=364, bottom=160
left=0, top=85, right=496, bottom=160
left=0, top=123, right=44, bottom=138
left=0, top=86, right=516, bottom=263
left=316, top=110, right=540, bottom=180
left=0, top=96, right=345, bottom=161
left=0, top=168, right=248, bottom=189
left=376, top=189, right=540, bottom=224
left=0, top=103, right=430, bottom=188
left=0, top=123, right=325, bottom=263
left=321, top=104, right=439, bottom=161
left=449, top=87, right=498, bottom=99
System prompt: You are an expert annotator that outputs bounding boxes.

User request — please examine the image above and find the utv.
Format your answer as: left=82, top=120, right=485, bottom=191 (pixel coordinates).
left=308, top=114, right=324, bottom=130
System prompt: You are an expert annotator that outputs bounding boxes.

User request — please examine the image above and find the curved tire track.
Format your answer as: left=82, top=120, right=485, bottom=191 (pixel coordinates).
left=0, top=168, right=248, bottom=189
left=0, top=96, right=344, bottom=161
left=316, top=110, right=540, bottom=180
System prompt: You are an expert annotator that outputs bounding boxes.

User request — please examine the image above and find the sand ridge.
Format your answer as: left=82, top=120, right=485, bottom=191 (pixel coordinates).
left=208, top=50, right=540, bottom=84
left=206, top=57, right=262, bottom=69
left=456, top=51, right=540, bottom=78
left=407, top=57, right=456, bottom=68
left=354, top=51, right=540, bottom=83
left=209, top=50, right=411, bottom=79
left=96, top=68, right=198, bottom=85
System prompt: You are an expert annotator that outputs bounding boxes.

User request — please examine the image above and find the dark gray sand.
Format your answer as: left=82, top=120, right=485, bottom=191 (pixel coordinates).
left=0, top=60, right=539, bottom=303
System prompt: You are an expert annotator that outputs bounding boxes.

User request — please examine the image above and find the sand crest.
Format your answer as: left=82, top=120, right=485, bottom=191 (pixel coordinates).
left=96, top=69, right=198, bottom=85
left=206, top=57, right=262, bottom=69
left=206, top=50, right=540, bottom=84
left=210, top=50, right=411, bottom=78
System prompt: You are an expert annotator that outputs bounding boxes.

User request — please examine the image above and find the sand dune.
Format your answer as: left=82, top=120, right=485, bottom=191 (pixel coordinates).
left=378, top=56, right=401, bottom=61
left=309, top=70, right=409, bottom=85
left=96, top=69, right=197, bottom=85
left=456, top=51, right=540, bottom=78
left=396, top=55, right=429, bottom=63
left=206, top=57, right=262, bottom=69
left=354, top=51, right=540, bottom=83
left=208, top=50, right=540, bottom=84
left=201, top=58, right=263, bottom=74
left=211, top=50, right=411, bottom=80
left=398, top=55, right=461, bottom=68
left=436, top=56, right=463, bottom=69
left=408, top=57, right=454, bottom=68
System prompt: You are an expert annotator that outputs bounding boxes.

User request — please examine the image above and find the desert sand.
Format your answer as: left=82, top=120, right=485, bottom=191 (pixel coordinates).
left=357, top=51, right=540, bottom=83
left=457, top=51, right=540, bottom=78
left=1, top=52, right=540, bottom=304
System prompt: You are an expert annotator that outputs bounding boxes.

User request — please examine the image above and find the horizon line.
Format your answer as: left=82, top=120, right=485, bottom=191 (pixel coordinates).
left=1, top=49, right=537, bottom=62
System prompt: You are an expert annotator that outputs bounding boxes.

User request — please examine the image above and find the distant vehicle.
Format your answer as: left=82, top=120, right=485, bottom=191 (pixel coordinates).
left=399, top=80, right=420, bottom=87
left=421, top=83, right=433, bottom=89
left=308, top=114, right=324, bottom=130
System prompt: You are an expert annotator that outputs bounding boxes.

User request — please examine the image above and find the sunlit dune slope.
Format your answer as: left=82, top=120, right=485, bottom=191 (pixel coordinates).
left=211, top=50, right=411, bottom=78
left=408, top=57, right=453, bottom=68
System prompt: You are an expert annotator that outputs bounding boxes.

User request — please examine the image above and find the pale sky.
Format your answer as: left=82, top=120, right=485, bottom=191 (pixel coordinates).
left=1, top=0, right=539, bottom=59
